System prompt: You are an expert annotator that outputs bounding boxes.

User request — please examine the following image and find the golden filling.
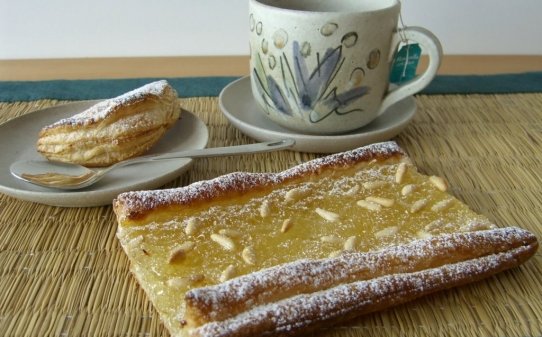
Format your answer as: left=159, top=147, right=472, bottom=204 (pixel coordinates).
left=117, top=159, right=494, bottom=333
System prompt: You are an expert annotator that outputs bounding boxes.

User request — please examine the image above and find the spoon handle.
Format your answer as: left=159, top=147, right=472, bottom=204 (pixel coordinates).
left=110, top=139, right=295, bottom=169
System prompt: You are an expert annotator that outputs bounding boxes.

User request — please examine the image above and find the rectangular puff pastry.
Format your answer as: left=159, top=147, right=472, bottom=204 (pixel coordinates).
left=113, top=141, right=538, bottom=337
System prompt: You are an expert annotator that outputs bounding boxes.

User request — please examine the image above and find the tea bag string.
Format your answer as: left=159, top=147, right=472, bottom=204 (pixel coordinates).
left=398, top=4, right=409, bottom=44
left=398, top=3, right=410, bottom=77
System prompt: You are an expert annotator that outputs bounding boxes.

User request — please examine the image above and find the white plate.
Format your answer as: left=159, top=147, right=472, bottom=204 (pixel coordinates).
left=0, top=101, right=209, bottom=207
left=219, top=76, right=416, bottom=153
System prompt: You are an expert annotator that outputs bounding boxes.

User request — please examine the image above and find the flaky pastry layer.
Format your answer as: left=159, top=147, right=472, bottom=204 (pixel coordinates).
left=37, top=80, right=180, bottom=167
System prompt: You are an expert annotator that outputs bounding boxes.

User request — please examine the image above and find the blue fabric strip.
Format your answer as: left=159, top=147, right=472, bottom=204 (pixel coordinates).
left=421, top=72, right=542, bottom=95
left=0, top=77, right=239, bottom=102
left=0, top=73, right=541, bottom=102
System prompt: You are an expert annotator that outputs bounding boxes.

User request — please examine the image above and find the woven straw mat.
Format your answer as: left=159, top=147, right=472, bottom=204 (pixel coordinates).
left=1, top=94, right=541, bottom=336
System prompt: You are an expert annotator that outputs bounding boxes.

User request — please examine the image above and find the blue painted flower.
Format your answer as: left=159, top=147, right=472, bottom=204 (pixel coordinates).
left=253, top=40, right=370, bottom=123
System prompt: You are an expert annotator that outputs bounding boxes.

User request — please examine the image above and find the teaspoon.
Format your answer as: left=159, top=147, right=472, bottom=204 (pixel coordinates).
left=10, top=139, right=295, bottom=190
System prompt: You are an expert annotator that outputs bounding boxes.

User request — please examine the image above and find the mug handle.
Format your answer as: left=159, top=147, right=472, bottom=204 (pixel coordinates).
left=378, top=26, right=443, bottom=115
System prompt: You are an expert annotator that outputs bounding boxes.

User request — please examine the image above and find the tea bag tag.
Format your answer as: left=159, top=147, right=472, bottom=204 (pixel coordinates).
left=390, top=42, right=421, bottom=84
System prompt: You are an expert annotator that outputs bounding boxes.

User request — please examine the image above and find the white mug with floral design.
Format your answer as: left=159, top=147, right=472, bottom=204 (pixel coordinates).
left=249, top=0, right=442, bottom=134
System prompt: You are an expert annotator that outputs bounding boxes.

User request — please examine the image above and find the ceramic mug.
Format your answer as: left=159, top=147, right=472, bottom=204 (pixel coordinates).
left=249, top=0, right=442, bottom=134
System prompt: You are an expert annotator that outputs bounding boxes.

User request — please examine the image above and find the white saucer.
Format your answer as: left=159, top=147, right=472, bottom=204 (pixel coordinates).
left=219, top=76, right=416, bottom=153
left=0, top=101, right=209, bottom=207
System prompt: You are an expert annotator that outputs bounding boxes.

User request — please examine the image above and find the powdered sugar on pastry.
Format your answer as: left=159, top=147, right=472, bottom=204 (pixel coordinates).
left=44, top=80, right=172, bottom=129
left=114, top=141, right=405, bottom=220
left=191, top=241, right=534, bottom=337
left=185, top=227, right=537, bottom=329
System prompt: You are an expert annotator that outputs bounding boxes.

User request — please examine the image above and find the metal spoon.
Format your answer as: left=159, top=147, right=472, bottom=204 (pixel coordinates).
left=10, top=139, right=295, bottom=190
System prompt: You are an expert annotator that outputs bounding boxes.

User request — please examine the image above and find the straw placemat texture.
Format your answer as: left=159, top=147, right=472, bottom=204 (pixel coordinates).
left=1, top=93, right=541, bottom=337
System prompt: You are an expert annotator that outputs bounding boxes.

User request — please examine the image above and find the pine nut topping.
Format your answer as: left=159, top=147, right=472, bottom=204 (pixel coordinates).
left=210, top=234, right=236, bottom=251
left=167, top=274, right=204, bottom=288
left=416, top=230, right=432, bottom=239
left=285, top=187, right=308, bottom=202
left=315, top=208, right=340, bottom=222
left=344, top=236, right=357, bottom=251
left=363, top=181, right=386, bottom=190
left=168, top=241, right=195, bottom=263
left=460, top=221, right=497, bottom=232
left=429, top=175, right=448, bottom=191
left=127, top=235, right=144, bottom=249
left=424, top=219, right=445, bottom=232
left=220, top=265, right=237, bottom=282
left=401, top=184, right=416, bottom=196
left=395, top=163, right=407, bottom=184
left=344, top=185, right=360, bottom=196
left=320, top=235, right=343, bottom=244
left=259, top=200, right=270, bottom=218
left=167, top=277, right=188, bottom=289
left=242, top=246, right=257, bottom=265
left=184, top=217, right=201, bottom=236
left=184, top=217, right=200, bottom=236
left=357, top=199, right=382, bottom=211
left=431, top=199, right=453, bottom=212
left=375, top=226, right=399, bottom=238
left=218, top=229, right=242, bottom=238
left=281, top=218, right=293, bottom=233
left=410, top=199, right=429, bottom=213
left=366, top=196, right=395, bottom=207
left=328, top=250, right=343, bottom=258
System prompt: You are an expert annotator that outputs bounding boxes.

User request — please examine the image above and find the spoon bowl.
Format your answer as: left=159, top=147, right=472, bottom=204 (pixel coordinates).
left=10, top=139, right=295, bottom=190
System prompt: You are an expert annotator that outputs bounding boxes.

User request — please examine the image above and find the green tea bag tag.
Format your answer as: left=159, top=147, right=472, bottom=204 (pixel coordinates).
left=390, top=43, right=421, bottom=84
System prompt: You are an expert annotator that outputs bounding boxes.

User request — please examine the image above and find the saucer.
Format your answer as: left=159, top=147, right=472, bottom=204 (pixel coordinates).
left=219, top=76, right=416, bottom=153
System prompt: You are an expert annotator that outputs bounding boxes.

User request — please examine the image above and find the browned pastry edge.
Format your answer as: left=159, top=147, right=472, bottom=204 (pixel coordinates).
left=113, top=141, right=406, bottom=221
left=188, top=227, right=538, bottom=337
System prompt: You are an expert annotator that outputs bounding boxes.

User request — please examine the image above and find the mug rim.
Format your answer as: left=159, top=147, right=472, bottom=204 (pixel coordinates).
left=249, top=0, right=399, bottom=14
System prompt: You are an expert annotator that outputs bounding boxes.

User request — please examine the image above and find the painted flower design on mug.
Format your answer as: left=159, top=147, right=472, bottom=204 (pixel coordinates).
left=251, top=18, right=379, bottom=124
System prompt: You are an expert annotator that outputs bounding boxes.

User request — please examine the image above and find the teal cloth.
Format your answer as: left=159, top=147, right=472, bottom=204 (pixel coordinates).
left=0, top=77, right=238, bottom=102
left=421, top=72, right=542, bottom=95
left=0, top=73, right=541, bottom=102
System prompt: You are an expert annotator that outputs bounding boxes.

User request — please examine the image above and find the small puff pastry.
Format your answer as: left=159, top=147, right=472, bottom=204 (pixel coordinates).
left=37, top=80, right=179, bottom=167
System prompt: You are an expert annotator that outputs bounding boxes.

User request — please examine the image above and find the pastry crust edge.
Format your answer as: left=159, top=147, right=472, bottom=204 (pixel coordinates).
left=113, top=141, right=406, bottom=222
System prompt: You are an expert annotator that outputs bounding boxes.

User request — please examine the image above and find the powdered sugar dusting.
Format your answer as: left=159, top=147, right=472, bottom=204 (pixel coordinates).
left=44, top=80, right=171, bottom=129
left=192, top=235, right=536, bottom=337
left=114, top=141, right=404, bottom=220
left=185, top=227, right=536, bottom=325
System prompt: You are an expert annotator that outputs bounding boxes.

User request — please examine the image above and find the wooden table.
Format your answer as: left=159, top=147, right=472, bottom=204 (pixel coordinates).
left=1, top=55, right=542, bottom=80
